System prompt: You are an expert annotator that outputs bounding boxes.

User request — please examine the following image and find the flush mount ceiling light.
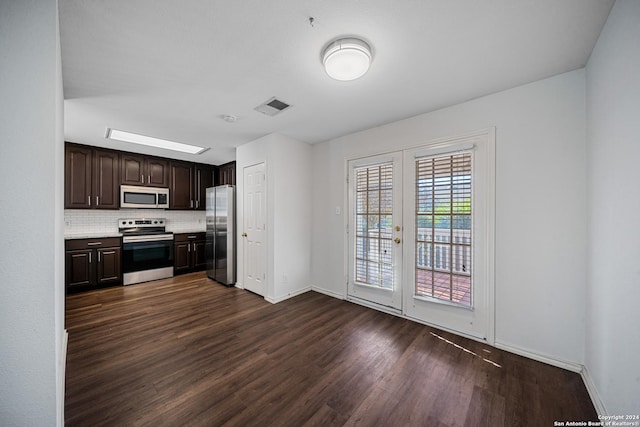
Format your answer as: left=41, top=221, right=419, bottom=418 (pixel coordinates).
left=105, top=128, right=208, bottom=155
left=322, top=37, right=372, bottom=81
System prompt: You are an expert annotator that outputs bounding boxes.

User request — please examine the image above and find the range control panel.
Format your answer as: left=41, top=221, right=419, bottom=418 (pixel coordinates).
left=119, top=218, right=165, bottom=229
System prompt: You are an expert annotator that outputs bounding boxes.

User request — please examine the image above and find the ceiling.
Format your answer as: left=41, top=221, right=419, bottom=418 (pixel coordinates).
left=59, top=0, right=614, bottom=165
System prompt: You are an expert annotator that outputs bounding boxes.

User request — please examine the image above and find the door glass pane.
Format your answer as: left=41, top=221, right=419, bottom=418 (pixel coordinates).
left=415, top=152, right=472, bottom=306
left=353, top=162, right=394, bottom=289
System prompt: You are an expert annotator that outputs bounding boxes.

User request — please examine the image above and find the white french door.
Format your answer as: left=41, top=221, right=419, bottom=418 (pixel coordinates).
left=347, top=130, right=495, bottom=342
left=347, top=153, right=403, bottom=311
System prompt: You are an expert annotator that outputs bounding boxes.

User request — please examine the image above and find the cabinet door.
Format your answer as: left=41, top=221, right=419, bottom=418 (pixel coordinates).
left=225, top=163, right=236, bottom=185
left=120, top=153, right=145, bottom=186
left=217, top=166, right=226, bottom=186
left=170, top=161, right=193, bottom=209
left=146, top=157, right=169, bottom=187
left=93, top=149, right=119, bottom=209
left=65, top=144, right=93, bottom=209
left=217, top=162, right=236, bottom=186
left=174, top=242, right=191, bottom=272
left=195, top=164, right=213, bottom=210
left=65, top=249, right=92, bottom=289
left=193, top=240, right=206, bottom=270
left=96, top=247, right=121, bottom=285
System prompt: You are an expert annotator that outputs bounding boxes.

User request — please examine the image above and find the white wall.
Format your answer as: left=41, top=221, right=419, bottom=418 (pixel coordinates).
left=0, top=0, right=64, bottom=425
left=270, top=135, right=313, bottom=301
left=311, top=69, right=588, bottom=366
left=585, top=0, right=640, bottom=415
left=54, top=3, right=66, bottom=424
left=237, top=133, right=312, bottom=302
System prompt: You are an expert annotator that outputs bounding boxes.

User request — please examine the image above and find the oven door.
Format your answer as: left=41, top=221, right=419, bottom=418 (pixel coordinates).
left=122, top=234, right=174, bottom=285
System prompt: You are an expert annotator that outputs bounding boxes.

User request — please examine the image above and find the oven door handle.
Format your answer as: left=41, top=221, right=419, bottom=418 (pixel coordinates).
left=122, top=234, right=174, bottom=243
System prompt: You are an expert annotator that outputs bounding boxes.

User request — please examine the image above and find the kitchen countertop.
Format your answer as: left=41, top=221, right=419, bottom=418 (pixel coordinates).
left=64, top=232, right=123, bottom=240
left=64, top=230, right=207, bottom=240
left=169, top=229, right=206, bottom=234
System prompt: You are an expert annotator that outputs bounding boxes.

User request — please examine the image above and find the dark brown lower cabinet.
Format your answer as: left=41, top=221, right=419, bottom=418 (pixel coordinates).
left=65, top=237, right=122, bottom=292
left=174, top=233, right=206, bottom=274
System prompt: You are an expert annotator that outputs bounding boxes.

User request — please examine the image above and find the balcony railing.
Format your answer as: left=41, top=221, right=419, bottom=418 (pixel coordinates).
left=416, top=228, right=471, bottom=306
left=355, top=227, right=472, bottom=306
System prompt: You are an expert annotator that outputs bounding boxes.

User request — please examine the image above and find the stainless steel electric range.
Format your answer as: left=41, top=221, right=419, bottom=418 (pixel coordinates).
left=119, top=218, right=174, bottom=285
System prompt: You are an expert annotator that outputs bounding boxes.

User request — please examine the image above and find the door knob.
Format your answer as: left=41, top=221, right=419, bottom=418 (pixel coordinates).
left=242, top=232, right=248, bottom=237
left=394, top=237, right=401, bottom=244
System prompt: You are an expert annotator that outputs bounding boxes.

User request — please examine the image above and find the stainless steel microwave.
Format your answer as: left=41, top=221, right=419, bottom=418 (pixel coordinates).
left=120, top=185, right=169, bottom=209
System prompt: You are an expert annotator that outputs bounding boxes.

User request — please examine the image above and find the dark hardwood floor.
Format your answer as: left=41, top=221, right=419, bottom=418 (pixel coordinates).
left=65, top=272, right=597, bottom=426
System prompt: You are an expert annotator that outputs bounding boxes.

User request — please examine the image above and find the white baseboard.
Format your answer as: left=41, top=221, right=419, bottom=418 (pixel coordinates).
left=494, top=341, right=582, bottom=373
left=311, top=285, right=346, bottom=300
left=265, top=286, right=312, bottom=304
left=581, top=365, right=607, bottom=416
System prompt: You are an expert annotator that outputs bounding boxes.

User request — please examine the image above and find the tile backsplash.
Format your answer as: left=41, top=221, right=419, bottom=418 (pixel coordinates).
left=64, top=209, right=206, bottom=235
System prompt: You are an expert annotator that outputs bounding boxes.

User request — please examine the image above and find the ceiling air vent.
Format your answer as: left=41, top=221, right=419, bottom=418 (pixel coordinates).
left=254, top=97, right=292, bottom=116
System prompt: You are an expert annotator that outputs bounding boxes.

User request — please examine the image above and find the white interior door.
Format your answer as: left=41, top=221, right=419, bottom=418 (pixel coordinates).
left=347, top=153, right=403, bottom=312
left=243, top=162, right=267, bottom=296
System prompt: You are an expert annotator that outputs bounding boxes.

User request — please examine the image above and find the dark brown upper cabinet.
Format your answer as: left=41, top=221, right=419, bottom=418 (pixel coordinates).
left=65, top=141, right=220, bottom=211
left=93, top=148, right=120, bottom=209
left=216, top=161, right=236, bottom=186
left=170, top=160, right=194, bottom=209
left=195, top=164, right=214, bottom=210
left=65, top=144, right=92, bottom=209
left=169, top=161, right=214, bottom=210
left=120, top=153, right=169, bottom=188
left=65, top=143, right=119, bottom=209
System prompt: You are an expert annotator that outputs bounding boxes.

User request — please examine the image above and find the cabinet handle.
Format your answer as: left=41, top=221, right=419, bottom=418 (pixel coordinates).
left=88, top=196, right=91, bottom=206
left=190, top=200, right=193, bottom=208
left=187, top=243, right=191, bottom=253
left=89, top=252, right=92, bottom=263
left=98, top=251, right=101, bottom=262
left=187, top=235, right=197, bottom=239
left=194, top=245, right=197, bottom=254
left=141, top=174, right=144, bottom=184
left=87, top=242, right=102, bottom=246
left=196, top=200, right=199, bottom=209
left=148, top=175, right=151, bottom=184
left=96, top=196, right=99, bottom=206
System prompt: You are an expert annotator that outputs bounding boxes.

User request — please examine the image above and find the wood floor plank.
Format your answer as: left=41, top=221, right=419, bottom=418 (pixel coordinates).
left=65, top=272, right=597, bottom=426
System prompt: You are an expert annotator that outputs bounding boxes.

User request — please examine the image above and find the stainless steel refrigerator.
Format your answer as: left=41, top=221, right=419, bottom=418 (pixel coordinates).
left=206, top=185, right=236, bottom=285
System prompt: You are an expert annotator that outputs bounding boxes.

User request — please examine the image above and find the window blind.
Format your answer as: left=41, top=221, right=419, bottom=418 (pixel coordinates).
left=415, top=152, right=472, bottom=306
left=354, top=162, right=394, bottom=289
